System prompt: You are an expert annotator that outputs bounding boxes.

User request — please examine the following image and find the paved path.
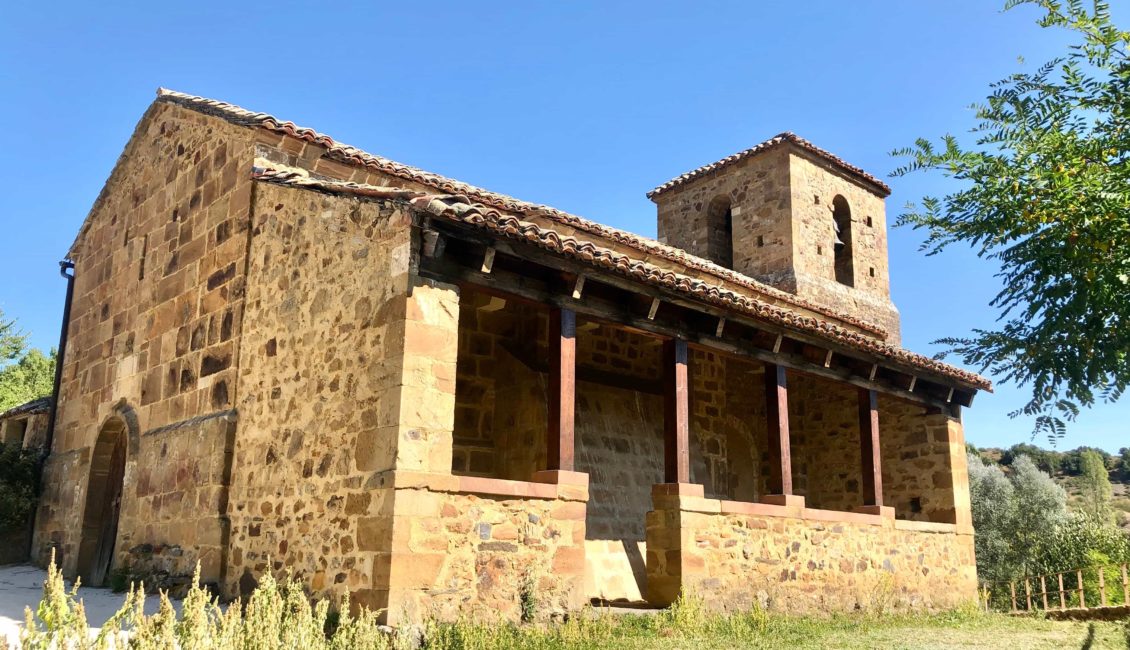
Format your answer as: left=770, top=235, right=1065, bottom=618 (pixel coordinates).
left=0, top=563, right=175, bottom=644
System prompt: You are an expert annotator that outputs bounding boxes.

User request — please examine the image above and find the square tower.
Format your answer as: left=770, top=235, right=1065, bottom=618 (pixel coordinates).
left=648, top=133, right=901, bottom=343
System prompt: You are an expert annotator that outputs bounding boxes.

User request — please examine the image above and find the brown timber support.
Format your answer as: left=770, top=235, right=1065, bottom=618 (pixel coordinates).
left=663, top=338, right=690, bottom=484
left=764, top=364, right=792, bottom=496
left=1058, top=573, right=1066, bottom=609
left=1009, top=582, right=1018, bottom=613
left=1077, top=570, right=1085, bottom=608
left=858, top=388, right=882, bottom=507
left=1040, top=575, right=1049, bottom=610
left=1122, top=564, right=1129, bottom=604
left=547, top=307, right=576, bottom=471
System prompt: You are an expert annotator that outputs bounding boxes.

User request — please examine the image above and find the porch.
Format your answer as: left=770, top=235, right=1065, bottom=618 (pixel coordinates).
left=411, top=224, right=977, bottom=611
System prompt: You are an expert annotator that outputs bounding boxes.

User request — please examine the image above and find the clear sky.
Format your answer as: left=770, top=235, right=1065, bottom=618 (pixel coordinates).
left=1, top=1, right=1126, bottom=452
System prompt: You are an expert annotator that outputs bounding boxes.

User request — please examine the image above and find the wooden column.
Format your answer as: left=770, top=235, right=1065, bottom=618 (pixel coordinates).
left=663, top=338, right=690, bottom=483
left=547, top=308, right=576, bottom=471
left=764, top=364, right=793, bottom=495
left=858, top=388, right=883, bottom=507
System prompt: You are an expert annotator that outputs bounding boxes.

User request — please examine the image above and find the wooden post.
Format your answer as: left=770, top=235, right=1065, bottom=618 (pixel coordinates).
left=1025, top=578, right=1033, bottom=611
left=1077, top=570, right=1085, bottom=608
left=1099, top=566, right=1107, bottom=606
left=858, top=388, right=882, bottom=506
left=1009, top=582, right=1017, bottom=613
left=547, top=308, right=576, bottom=471
left=1058, top=573, right=1066, bottom=610
left=764, top=364, right=792, bottom=495
left=1040, top=575, right=1049, bottom=610
left=663, top=338, right=690, bottom=484
left=1122, top=564, right=1128, bottom=605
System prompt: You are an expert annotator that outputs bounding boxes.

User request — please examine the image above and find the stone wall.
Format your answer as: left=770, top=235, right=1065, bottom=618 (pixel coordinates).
left=383, top=476, right=588, bottom=623
left=879, top=398, right=961, bottom=524
left=122, top=411, right=235, bottom=588
left=35, top=101, right=259, bottom=578
left=787, top=152, right=900, bottom=342
left=788, top=371, right=864, bottom=512
left=646, top=487, right=977, bottom=612
left=652, top=145, right=900, bottom=342
left=226, top=182, right=413, bottom=605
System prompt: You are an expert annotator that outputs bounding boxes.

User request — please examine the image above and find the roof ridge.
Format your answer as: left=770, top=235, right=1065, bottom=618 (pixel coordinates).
left=646, top=131, right=892, bottom=199
left=252, top=168, right=989, bottom=392
left=155, top=89, right=889, bottom=338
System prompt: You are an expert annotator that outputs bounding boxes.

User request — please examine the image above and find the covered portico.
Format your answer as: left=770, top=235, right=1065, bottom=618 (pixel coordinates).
left=414, top=199, right=983, bottom=610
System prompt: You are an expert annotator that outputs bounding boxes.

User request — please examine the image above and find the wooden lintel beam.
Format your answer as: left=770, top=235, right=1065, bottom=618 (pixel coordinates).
left=418, top=219, right=984, bottom=396
left=417, top=256, right=965, bottom=411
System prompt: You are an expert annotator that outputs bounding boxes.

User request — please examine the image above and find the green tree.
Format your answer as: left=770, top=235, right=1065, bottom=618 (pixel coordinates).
left=1078, top=449, right=1114, bottom=523
left=1120, top=447, right=1130, bottom=480
left=0, top=308, right=26, bottom=367
left=968, top=453, right=1068, bottom=582
left=892, top=0, right=1130, bottom=441
left=0, top=348, right=56, bottom=413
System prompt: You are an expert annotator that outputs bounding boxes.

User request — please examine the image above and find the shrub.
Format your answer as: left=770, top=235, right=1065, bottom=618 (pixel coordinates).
left=17, top=555, right=393, bottom=650
left=0, top=440, right=41, bottom=532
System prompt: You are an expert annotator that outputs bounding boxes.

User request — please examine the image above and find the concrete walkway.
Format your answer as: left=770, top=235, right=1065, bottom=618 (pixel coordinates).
left=0, top=563, right=175, bottom=644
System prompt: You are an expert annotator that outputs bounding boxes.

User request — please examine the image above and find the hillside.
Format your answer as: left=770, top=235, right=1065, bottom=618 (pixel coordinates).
left=972, top=444, right=1130, bottom=532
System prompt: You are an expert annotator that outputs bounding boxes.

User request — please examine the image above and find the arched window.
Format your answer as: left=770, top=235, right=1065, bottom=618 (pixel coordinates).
left=705, top=196, right=733, bottom=269
left=832, top=196, right=854, bottom=287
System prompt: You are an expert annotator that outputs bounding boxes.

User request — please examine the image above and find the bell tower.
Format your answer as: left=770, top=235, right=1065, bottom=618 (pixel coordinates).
left=648, top=133, right=901, bottom=343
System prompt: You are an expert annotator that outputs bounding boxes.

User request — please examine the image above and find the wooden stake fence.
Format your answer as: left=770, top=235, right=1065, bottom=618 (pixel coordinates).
left=981, top=563, right=1129, bottom=613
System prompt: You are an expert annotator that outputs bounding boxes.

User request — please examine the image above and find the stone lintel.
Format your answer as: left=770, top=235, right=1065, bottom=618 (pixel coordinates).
left=652, top=482, right=704, bottom=497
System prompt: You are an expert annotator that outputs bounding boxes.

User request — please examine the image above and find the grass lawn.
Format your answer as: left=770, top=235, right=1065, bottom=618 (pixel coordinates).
left=425, top=608, right=1130, bottom=649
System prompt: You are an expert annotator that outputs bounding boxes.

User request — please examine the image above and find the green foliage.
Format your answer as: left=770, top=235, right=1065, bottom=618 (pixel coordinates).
left=1078, top=450, right=1115, bottom=523
left=12, top=560, right=1130, bottom=650
left=0, top=347, right=56, bottom=413
left=18, top=558, right=392, bottom=650
left=1032, top=511, right=1130, bottom=578
left=969, top=454, right=1071, bottom=582
left=0, top=309, right=27, bottom=365
left=891, top=0, right=1130, bottom=441
left=0, top=440, right=42, bottom=532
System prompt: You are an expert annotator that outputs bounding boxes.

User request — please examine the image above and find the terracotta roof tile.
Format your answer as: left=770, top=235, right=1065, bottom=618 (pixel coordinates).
left=156, top=89, right=889, bottom=339
left=646, top=132, right=892, bottom=199
left=0, top=396, right=52, bottom=419
left=252, top=169, right=989, bottom=391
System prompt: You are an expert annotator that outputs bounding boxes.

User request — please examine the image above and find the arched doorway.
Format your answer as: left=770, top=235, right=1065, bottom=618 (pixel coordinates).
left=76, top=417, right=128, bottom=586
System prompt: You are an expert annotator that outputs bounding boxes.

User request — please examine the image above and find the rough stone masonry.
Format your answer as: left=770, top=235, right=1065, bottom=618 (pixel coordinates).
left=32, top=89, right=989, bottom=624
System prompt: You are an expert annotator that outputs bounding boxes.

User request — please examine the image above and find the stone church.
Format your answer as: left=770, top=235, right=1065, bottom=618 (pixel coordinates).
left=33, top=89, right=989, bottom=623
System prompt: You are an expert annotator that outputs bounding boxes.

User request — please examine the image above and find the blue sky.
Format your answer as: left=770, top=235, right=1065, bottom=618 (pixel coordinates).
left=1, top=1, right=1126, bottom=452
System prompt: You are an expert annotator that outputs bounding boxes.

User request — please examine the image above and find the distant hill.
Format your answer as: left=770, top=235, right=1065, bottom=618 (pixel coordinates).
left=970, top=444, right=1130, bottom=532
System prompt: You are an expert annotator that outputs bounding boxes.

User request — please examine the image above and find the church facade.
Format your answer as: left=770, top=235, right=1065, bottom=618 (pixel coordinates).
left=34, top=90, right=988, bottom=622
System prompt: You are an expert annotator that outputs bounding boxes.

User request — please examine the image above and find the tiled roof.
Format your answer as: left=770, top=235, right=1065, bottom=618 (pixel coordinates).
left=646, top=132, right=892, bottom=199
left=155, top=89, right=888, bottom=339
left=0, top=396, right=52, bottom=419
left=251, top=168, right=990, bottom=391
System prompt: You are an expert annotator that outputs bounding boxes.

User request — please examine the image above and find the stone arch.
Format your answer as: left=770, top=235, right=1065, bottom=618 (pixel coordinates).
left=832, top=195, right=854, bottom=287
left=109, top=398, right=141, bottom=459
left=705, top=195, right=734, bottom=269
left=75, top=415, right=129, bottom=586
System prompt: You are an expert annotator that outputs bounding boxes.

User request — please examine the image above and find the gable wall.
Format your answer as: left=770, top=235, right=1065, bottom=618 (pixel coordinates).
left=34, top=102, right=260, bottom=583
